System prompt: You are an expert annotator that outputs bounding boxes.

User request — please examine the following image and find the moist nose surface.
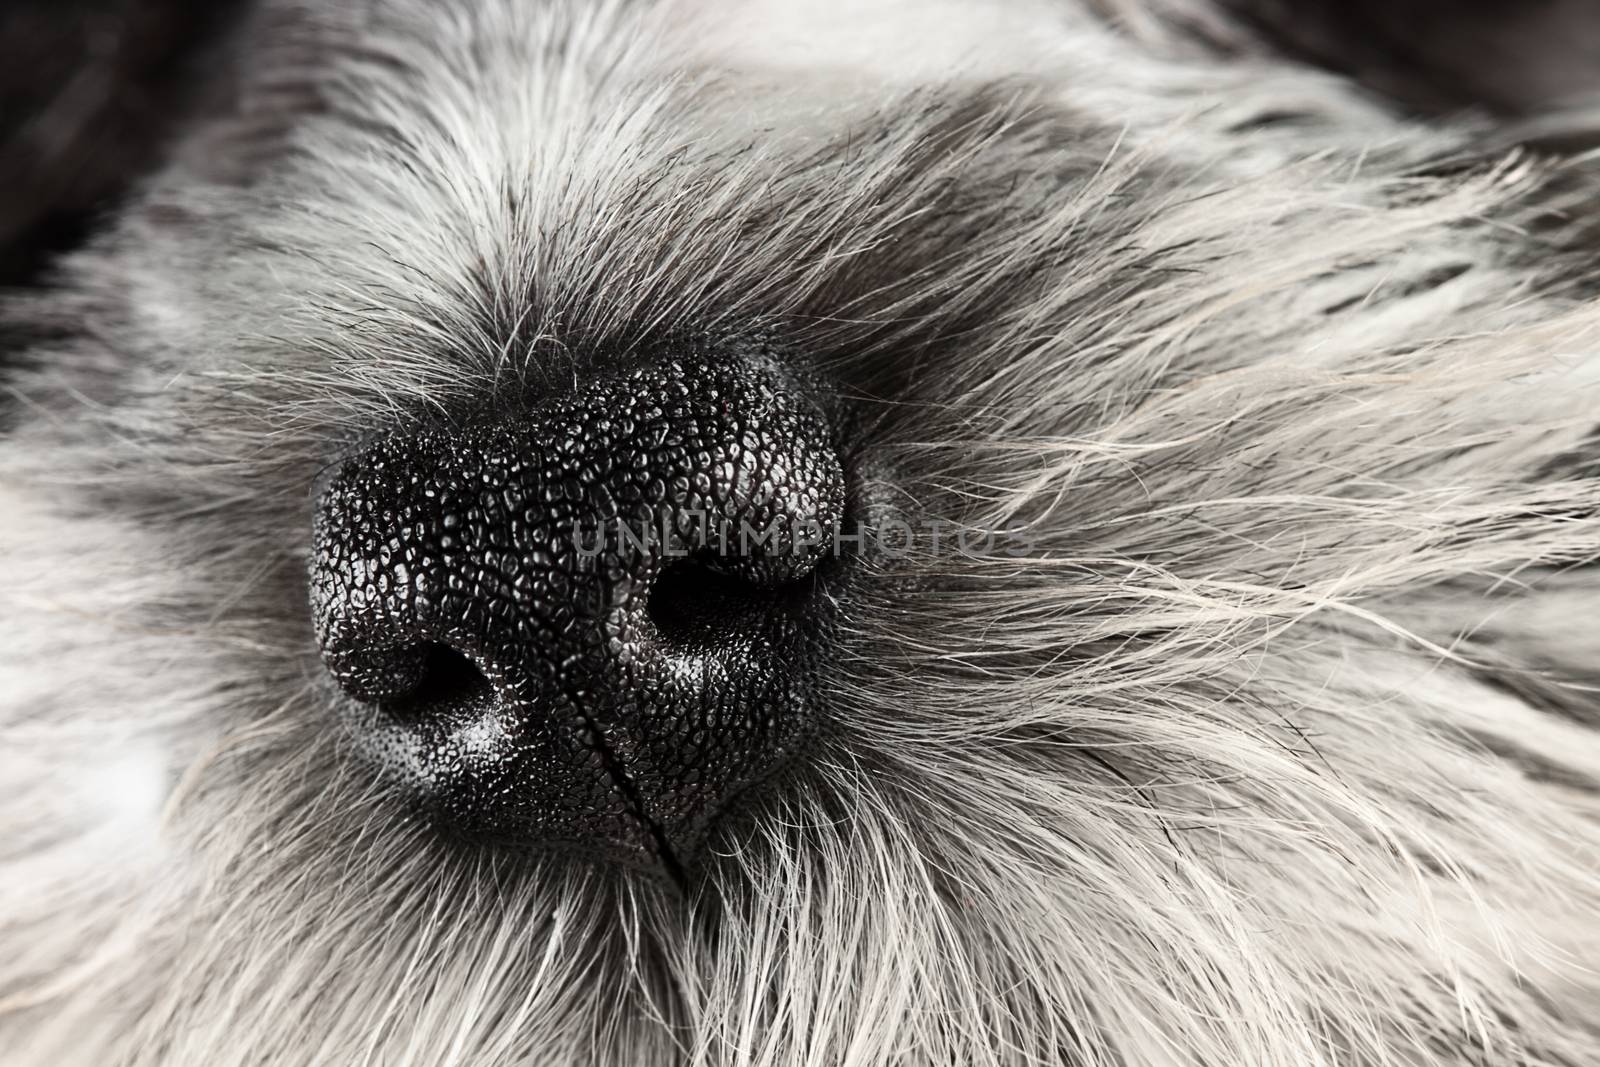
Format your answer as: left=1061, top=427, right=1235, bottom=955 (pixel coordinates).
left=309, top=352, right=847, bottom=873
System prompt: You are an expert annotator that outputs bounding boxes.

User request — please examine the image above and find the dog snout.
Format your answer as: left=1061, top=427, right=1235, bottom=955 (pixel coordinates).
left=308, top=350, right=849, bottom=875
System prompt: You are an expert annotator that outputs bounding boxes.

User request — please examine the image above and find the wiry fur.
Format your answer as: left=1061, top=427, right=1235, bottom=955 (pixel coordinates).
left=4, top=1, right=1600, bottom=1064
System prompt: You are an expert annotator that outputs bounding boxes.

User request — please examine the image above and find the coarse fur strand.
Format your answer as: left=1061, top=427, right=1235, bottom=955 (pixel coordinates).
left=3, top=0, right=1600, bottom=1064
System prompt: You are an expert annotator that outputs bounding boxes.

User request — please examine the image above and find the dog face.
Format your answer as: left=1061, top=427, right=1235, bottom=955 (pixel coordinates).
left=3, top=2, right=1600, bottom=1064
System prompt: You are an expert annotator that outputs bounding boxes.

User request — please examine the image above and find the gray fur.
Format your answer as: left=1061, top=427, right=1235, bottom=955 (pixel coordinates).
left=3, top=1, right=1600, bottom=1064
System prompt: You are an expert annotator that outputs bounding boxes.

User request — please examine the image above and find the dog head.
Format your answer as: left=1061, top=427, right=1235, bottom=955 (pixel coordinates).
left=3, top=2, right=1600, bottom=1064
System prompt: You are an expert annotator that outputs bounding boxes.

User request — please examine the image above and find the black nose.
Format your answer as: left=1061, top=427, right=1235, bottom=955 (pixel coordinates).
left=309, top=351, right=848, bottom=875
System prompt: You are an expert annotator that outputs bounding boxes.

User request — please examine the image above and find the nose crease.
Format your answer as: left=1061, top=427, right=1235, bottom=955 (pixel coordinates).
left=309, top=350, right=848, bottom=872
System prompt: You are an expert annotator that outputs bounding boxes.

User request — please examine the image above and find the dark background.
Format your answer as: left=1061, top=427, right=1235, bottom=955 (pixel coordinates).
left=0, top=0, right=241, bottom=287
left=1211, top=1, right=1600, bottom=122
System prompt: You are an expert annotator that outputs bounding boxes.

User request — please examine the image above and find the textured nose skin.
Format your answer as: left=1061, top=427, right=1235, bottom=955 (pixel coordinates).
left=309, top=351, right=847, bottom=874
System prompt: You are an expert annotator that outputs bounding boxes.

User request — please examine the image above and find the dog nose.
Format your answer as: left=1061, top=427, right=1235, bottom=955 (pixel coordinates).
left=309, top=352, right=848, bottom=875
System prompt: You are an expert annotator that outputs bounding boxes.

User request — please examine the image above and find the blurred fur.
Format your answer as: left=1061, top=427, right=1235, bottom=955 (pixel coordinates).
left=3, top=1, right=1600, bottom=1064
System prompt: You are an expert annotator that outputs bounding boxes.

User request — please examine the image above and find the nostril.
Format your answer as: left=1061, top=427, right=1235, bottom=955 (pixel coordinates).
left=326, top=640, right=490, bottom=713
left=401, top=643, right=493, bottom=711
left=647, top=550, right=821, bottom=648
